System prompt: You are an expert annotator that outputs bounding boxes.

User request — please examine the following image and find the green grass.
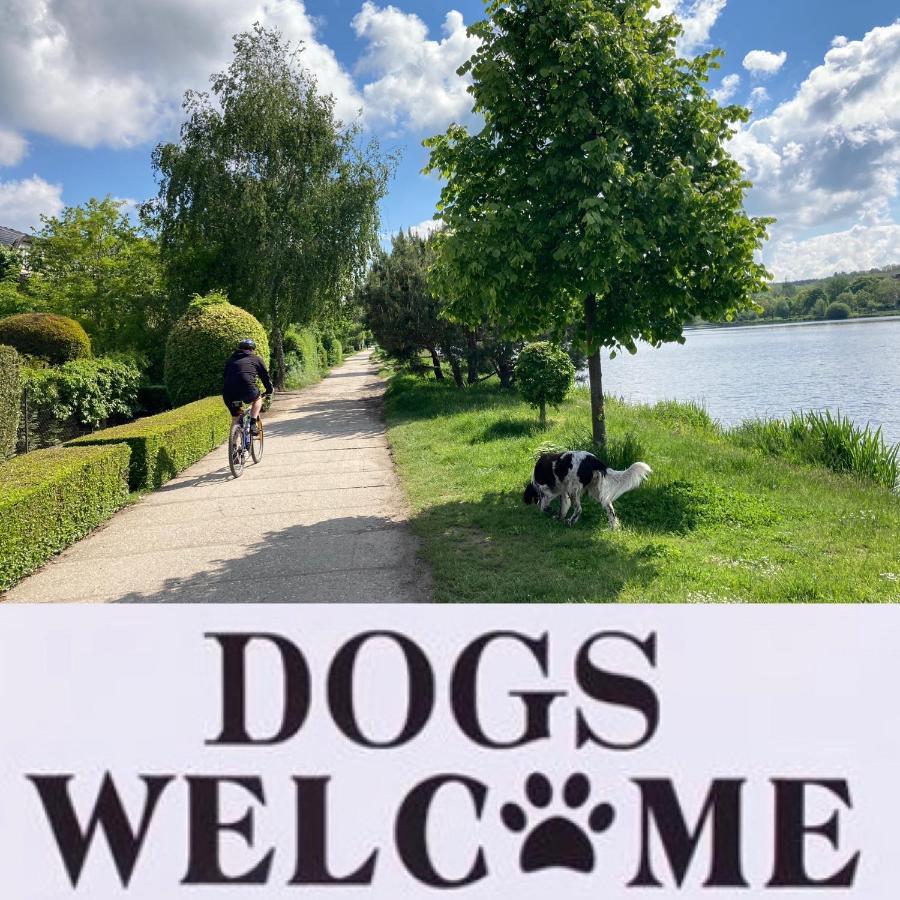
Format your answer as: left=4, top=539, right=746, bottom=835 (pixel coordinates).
left=384, top=375, right=900, bottom=603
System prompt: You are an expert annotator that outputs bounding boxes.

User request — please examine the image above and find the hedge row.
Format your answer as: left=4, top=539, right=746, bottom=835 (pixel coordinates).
left=0, top=444, right=130, bottom=591
left=70, top=396, right=231, bottom=490
left=0, top=344, right=20, bottom=460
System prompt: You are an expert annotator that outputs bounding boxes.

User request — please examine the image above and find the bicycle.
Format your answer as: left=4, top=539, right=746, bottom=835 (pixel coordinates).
left=228, top=404, right=264, bottom=478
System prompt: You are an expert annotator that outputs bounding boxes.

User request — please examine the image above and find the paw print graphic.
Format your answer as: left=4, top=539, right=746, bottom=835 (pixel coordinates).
left=501, top=773, right=615, bottom=874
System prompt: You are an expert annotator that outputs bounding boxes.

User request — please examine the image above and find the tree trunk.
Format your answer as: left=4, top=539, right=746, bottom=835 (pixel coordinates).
left=466, top=329, right=479, bottom=385
left=428, top=347, right=445, bottom=381
left=584, top=294, right=607, bottom=448
left=496, top=358, right=514, bottom=388
left=272, top=324, right=286, bottom=391
left=539, top=399, right=547, bottom=429
left=448, top=353, right=465, bottom=388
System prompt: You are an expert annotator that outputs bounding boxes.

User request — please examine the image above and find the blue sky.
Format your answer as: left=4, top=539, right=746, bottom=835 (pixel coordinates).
left=1, top=0, right=898, bottom=281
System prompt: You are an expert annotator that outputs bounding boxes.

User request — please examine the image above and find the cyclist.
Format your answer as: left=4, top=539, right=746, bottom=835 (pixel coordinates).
left=222, top=339, right=273, bottom=435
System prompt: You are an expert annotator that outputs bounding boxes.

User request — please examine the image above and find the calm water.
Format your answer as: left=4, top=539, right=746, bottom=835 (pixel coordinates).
left=584, top=316, right=900, bottom=446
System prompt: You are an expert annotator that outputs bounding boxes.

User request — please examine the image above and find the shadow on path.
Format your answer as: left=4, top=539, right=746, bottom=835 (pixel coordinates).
left=117, top=514, right=426, bottom=604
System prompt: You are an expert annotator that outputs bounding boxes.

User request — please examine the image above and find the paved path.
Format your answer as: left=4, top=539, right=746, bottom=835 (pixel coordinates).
left=4, top=351, right=431, bottom=603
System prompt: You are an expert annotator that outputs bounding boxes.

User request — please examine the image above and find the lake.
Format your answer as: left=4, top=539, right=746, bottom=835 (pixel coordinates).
left=584, top=316, right=900, bottom=447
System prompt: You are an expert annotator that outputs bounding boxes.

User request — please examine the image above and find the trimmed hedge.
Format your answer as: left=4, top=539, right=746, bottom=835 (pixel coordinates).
left=165, top=293, right=270, bottom=407
left=0, top=312, right=92, bottom=364
left=70, top=396, right=231, bottom=490
left=0, top=344, right=20, bottom=460
left=0, top=444, right=130, bottom=591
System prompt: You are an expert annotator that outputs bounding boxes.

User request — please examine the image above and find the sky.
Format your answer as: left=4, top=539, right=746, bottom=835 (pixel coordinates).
left=1, top=0, right=899, bottom=282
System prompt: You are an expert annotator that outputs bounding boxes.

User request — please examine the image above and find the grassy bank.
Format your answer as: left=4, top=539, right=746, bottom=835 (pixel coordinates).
left=384, top=375, right=899, bottom=603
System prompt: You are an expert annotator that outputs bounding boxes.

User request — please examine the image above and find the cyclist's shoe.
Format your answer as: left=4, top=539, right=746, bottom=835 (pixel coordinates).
left=250, top=418, right=261, bottom=436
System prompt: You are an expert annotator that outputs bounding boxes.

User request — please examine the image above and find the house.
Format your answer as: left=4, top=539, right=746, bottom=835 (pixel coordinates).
left=0, top=225, right=32, bottom=250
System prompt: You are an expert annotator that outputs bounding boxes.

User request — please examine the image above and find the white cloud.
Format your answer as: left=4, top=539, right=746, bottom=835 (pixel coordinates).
left=749, top=86, right=770, bottom=106
left=731, top=21, right=900, bottom=236
left=0, top=176, right=64, bottom=231
left=0, top=0, right=363, bottom=151
left=651, top=0, right=728, bottom=57
left=0, top=128, right=28, bottom=167
left=832, top=36, right=849, bottom=49
left=407, top=218, right=442, bottom=239
left=352, top=3, right=480, bottom=133
left=712, top=73, right=741, bottom=103
left=742, top=49, right=788, bottom=76
left=769, top=224, right=900, bottom=281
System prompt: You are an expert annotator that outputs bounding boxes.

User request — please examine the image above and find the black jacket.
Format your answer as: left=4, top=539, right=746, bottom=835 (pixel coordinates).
left=223, top=349, right=273, bottom=397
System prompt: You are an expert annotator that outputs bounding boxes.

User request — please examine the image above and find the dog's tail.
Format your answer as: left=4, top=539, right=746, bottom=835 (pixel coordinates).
left=603, top=461, right=653, bottom=502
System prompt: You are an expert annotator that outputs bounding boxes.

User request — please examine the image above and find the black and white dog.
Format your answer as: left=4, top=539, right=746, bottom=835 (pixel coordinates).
left=523, top=451, right=652, bottom=528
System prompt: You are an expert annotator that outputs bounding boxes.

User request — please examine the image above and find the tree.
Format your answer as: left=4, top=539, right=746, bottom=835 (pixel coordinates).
left=515, top=341, right=575, bottom=427
left=825, top=301, right=851, bottom=320
left=426, top=0, right=771, bottom=445
left=358, top=231, right=467, bottom=384
left=800, top=287, right=827, bottom=313
left=147, top=25, right=394, bottom=388
left=24, top=197, right=174, bottom=373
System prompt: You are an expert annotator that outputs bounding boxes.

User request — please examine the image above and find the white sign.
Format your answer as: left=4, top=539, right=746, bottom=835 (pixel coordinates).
left=0, top=605, right=896, bottom=898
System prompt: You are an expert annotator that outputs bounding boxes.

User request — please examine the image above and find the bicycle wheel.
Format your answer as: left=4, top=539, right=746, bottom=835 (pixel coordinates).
left=228, top=423, right=245, bottom=478
left=251, top=418, right=264, bottom=464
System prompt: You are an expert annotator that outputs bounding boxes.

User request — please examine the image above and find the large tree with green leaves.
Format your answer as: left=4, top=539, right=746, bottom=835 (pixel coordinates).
left=426, top=0, right=772, bottom=445
left=22, top=197, right=174, bottom=371
left=146, top=24, right=394, bottom=387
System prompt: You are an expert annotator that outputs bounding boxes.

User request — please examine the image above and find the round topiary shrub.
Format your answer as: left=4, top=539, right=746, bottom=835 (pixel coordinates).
left=0, top=312, right=91, bottom=364
left=515, top=341, right=575, bottom=428
left=825, top=301, right=851, bottom=320
left=164, top=292, right=270, bottom=407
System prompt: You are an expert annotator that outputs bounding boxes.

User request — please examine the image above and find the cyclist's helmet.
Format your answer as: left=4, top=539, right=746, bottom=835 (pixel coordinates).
left=237, top=338, right=256, bottom=351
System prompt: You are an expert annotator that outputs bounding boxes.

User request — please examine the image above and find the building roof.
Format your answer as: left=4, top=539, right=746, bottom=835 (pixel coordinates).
left=0, top=225, right=32, bottom=248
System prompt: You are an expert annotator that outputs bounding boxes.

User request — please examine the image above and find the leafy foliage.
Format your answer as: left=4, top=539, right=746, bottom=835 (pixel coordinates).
left=825, top=301, right=851, bottom=320
left=21, top=197, right=176, bottom=374
left=70, top=396, right=231, bottom=490
left=0, top=345, right=21, bottom=460
left=147, top=25, right=394, bottom=385
left=359, top=231, right=464, bottom=381
left=0, top=444, right=130, bottom=591
left=514, top=342, right=575, bottom=426
left=425, top=0, right=771, bottom=443
left=22, top=357, right=141, bottom=432
left=164, top=292, right=269, bottom=407
left=0, top=312, right=92, bottom=364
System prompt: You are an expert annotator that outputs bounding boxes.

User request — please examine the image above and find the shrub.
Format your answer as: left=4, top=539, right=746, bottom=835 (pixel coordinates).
left=515, top=341, right=575, bottom=427
left=323, top=331, right=343, bottom=367
left=283, top=326, right=324, bottom=389
left=70, top=396, right=231, bottom=490
left=0, top=312, right=91, bottom=364
left=825, top=301, right=851, bottom=320
left=164, top=292, right=270, bottom=408
left=22, top=356, right=141, bottom=433
left=0, top=444, right=130, bottom=590
left=0, top=345, right=21, bottom=459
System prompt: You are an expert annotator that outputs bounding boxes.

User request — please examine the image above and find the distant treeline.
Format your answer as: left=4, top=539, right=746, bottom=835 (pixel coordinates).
left=697, top=264, right=900, bottom=325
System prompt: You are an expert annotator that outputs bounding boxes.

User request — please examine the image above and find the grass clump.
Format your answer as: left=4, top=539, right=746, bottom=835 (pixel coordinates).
left=384, top=375, right=899, bottom=604
left=733, top=410, right=899, bottom=491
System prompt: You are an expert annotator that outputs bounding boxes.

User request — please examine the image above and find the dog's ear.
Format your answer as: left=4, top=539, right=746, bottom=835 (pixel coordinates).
left=523, top=483, right=537, bottom=504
